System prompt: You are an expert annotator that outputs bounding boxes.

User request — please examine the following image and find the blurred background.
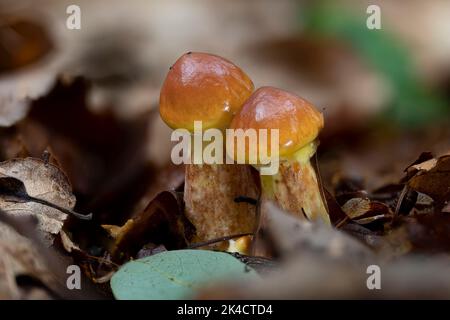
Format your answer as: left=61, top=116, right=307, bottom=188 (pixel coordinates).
left=1, top=0, right=449, bottom=222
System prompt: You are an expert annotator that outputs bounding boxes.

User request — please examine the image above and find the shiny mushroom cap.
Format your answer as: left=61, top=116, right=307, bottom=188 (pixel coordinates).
left=229, top=86, right=324, bottom=159
left=159, top=52, right=254, bottom=131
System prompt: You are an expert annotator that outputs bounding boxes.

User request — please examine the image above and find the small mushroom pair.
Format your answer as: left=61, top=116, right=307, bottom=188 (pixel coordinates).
left=159, top=52, right=330, bottom=252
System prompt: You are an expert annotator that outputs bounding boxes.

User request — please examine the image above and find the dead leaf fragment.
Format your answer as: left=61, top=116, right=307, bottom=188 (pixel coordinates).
left=404, top=151, right=435, bottom=175
left=0, top=222, right=52, bottom=299
left=406, top=153, right=450, bottom=208
left=0, top=157, right=76, bottom=243
left=342, top=198, right=393, bottom=224
left=0, top=210, right=106, bottom=299
left=104, top=191, right=193, bottom=262
left=59, top=230, right=80, bottom=253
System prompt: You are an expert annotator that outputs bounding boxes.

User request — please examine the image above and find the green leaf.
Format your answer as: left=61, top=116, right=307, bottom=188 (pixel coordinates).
left=110, top=249, right=259, bottom=300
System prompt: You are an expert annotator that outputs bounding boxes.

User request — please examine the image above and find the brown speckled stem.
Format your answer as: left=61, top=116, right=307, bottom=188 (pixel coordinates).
left=184, top=163, right=259, bottom=243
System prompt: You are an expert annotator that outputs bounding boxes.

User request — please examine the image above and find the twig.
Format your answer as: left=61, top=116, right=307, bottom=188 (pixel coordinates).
left=394, top=184, right=409, bottom=216
left=188, top=232, right=254, bottom=249
left=313, top=152, right=329, bottom=217
left=335, top=215, right=350, bottom=229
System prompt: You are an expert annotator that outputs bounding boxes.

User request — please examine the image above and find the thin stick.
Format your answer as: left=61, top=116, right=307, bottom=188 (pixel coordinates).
left=394, top=184, right=409, bottom=216
left=313, top=152, right=329, bottom=216
left=188, top=232, right=254, bottom=249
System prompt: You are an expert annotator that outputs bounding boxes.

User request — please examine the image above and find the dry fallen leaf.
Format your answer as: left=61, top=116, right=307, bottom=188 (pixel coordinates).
left=342, top=197, right=393, bottom=225
left=0, top=157, right=76, bottom=243
left=406, top=152, right=450, bottom=209
left=0, top=221, right=53, bottom=299
left=0, top=209, right=106, bottom=299
left=103, top=191, right=193, bottom=262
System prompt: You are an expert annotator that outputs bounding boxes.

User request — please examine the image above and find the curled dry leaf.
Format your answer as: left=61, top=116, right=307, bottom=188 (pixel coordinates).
left=411, top=192, right=435, bottom=215
left=404, top=152, right=435, bottom=174
left=409, top=158, right=438, bottom=172
left=405, top=152, right=450, bottom=209
left=103, top=191, right=193, bottom=262
left=0, top=157, right=76, bottom=243
left=342, top=198, right=393, bottom=225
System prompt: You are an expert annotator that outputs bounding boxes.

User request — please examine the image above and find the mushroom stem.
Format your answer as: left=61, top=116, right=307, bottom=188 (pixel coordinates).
left=184, top=163, right=259, bottom=244
left=260, top=141, right=330, bottom=224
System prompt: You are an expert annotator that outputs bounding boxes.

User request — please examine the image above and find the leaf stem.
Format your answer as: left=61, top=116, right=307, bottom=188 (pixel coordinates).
left=27, top=196, right=92, bottom=220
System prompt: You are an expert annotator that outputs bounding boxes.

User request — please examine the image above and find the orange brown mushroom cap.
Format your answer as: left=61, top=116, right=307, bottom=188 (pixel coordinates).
left=229, top=86, right=324, bottom=159
left=229, top=86, right=330, bottom=224
left=159, top=52, right=254, bottom=131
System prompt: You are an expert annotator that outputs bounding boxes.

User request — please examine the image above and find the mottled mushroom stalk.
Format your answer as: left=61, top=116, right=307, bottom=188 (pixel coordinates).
left=229, top=87, right=330, bottom=224
left=159, top=52, right=259, bottom=249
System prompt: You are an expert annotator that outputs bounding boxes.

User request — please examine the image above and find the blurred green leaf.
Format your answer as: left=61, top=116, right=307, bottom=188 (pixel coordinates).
left=301, top=1, right=448, bottom=127
left=111, top=249, right=258, bottom=300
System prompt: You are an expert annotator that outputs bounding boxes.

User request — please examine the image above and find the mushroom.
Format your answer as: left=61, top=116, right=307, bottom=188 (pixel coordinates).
left=159, top=52, right=259, bottom=248
left=229, top=86, right=330, bottom=224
